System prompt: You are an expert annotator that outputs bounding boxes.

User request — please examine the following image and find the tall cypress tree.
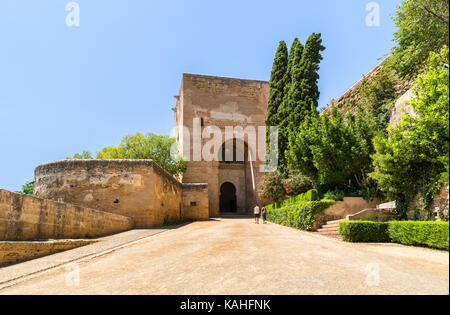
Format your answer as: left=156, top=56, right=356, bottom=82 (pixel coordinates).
left=277, top=38, right=304, bottom=174
left=266, top=41, right=288, bottom=131
left=265, top=35, right=325, bottom=175
left=285, top=33, right=325, bottom=177
left=278, top=38, right=303, bottom=124
left=286, top=33, right=325, bottom=133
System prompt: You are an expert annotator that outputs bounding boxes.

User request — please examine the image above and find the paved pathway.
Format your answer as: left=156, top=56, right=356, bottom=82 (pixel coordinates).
left=0, top=219, right=448, bottom=295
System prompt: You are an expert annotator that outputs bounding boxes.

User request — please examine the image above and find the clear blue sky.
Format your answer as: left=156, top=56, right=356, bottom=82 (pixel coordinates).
left=0, top=0, right=400, bottom=191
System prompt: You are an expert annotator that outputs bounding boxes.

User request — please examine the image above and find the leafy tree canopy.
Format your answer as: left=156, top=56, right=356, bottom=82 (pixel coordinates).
left=389, top=0, right=449, bottom=78
left=371, top=46, right=449, bottom=216
left=15, top=181, right=34, bottom=196
left=288, top=107, right=381, bottom=197
left=68, top=132, right=187, bottom=177
left=67, top=150, right=94, bottom=160
left=266, top=41, right=289, bottom=129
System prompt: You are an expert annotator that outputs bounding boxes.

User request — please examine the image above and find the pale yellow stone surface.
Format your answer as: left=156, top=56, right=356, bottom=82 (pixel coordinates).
left=0, top=189, right=134, bottom=241
left=1, top=219, right=448, bottom=295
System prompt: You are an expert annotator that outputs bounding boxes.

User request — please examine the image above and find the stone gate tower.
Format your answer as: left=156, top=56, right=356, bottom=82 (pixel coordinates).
left=173, top=74, right=270, bottom=217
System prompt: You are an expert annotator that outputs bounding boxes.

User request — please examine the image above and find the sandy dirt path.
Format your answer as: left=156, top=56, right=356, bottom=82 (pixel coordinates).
left=1, top=218, right=448, bottom=295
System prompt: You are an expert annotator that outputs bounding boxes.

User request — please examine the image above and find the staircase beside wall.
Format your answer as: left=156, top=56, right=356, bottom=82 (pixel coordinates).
left=317, top=219, right=344, bottom=239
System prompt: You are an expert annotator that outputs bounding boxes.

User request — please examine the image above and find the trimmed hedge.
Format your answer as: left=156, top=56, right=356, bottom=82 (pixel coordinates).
left=266, top=189, right=320, bottom=212
left=267, top=200, right=335, bottom=231
left=339, top=221, right=449, bottom=250
left=339, top=221, right=390, bottom=243
left=388, top=221, right=449, bottom=250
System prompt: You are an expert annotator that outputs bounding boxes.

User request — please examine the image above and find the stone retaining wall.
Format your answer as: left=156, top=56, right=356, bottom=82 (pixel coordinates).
left=33, top=159, right=210, bottom=228
left=0, top=240, right=94, bottom=267
left=347, top=208, right=399, bottom=222
left=408, top=185, right=450, bottom=221
left=0, top=189, right=134, bottom=241
left=34, top=160, right=184, bottom=228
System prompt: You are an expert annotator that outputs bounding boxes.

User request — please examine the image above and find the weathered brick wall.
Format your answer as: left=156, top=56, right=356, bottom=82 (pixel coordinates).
left=182, top=184, right=209, bottom=221
left=0, top=189, right=134, bottom=241
left=34, top=160, right=184, bottom=228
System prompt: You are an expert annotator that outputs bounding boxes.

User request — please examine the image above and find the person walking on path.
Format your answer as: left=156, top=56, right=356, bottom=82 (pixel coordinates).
left=254, top=205, right=260, bottom=224
left=261, top=206, right=267, bottom=224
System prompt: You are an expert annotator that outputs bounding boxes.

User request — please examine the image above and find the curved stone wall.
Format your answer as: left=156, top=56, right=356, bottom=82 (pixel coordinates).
left=34, top=160, right=184, bottom=228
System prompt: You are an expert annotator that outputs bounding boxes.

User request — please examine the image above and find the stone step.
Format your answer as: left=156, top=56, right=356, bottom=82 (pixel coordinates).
left=321, top=222, right=340, bottom=228
left=317, top=230, right=341, bottom=236
left=326, top=219, right=345, bottom=225
left=319, top=224, right=340, bottom=230
left=321, top=227, right=339, bottom=232
left=316, top=219, right=345, bottom=239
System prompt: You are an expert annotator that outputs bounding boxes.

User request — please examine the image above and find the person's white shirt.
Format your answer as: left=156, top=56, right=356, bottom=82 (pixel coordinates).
left=254, top=206, right=260, bottom=214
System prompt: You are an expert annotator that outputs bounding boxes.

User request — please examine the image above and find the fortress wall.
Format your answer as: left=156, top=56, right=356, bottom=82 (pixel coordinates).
left=34, top=160, right=185, bottom=228
left=0, top=189, right=134, bottom=241
left=182, top=184, right=209, bottom=221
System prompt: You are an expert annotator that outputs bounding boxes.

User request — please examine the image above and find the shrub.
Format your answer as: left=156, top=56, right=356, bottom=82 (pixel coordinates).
left=370, top=47, right=449, bottom=217
left=266, top=189, right=320, bottom=210
left=388, top=221, right=449, bottom=250
left=302, top=189, right=319, bottom=202
left=282, top=172, right=315, bottom=196
left=323, top=189, right=345, bottom=201
left=339, top=220, right=449, bottom=250
left=267, top=200, right=335, bottom=231
left=339, top=221, right=390, bottom=243
left=257, top=171, right=286, bottom=202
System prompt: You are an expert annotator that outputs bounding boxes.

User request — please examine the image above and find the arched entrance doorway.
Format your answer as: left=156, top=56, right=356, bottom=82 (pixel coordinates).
left=217, top=138, right=257, bottom=215
left=220, top=182, right=237, bottom=213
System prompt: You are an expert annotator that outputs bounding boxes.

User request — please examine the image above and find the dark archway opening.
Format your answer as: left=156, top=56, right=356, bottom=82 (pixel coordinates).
left=220, top=182, right=237, bottom=213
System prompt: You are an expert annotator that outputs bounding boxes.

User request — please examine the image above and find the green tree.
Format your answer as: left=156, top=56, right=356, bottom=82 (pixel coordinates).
left=96, top=132, right=187, bottom=177
left=287, top=110, right=320, bottom=180
left=277, top=34, right=325, bottom=174
left=389, top=0, right=449, bottom=78
left=277, top=38, right=303, bottom=174
left=371, top=46, right=449, bottom=216
left=359, top=66, right=398, bottom=129
left=265, top=41, right=289, bottom=169
left=96, top=146, right=125, bottom=159
left=265, top=41, right=289, bottom=130
left=66, top=150, right=93, bottom=160
left=288, top=107, right=380, bottom=196
left=68, top=133, right=187, bottom=177
left=313, top=108, right=380, bottom=193
left=285, top=32, right=325, bottom=134
left=15, top=181, right=34, bottom=196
